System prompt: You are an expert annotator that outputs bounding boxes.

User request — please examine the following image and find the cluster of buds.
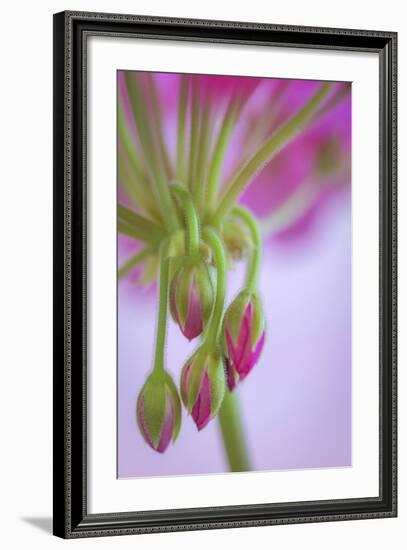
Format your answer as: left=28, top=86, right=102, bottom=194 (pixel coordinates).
left=135, top=205, right=266, bottom=451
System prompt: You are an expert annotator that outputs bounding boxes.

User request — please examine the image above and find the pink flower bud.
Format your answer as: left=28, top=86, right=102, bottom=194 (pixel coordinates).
left=180, top=349, right=225, bottom=431
left=170, top=260, right=214, bottom=341
left=136, top=372, right=181, bottom=453
left=223, top=291, right=265, bottom=390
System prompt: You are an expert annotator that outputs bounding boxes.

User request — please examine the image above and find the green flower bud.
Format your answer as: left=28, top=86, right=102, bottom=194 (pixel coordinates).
left=136, top=371, right=181, bottom=453
left=170, top=258, right=215, bottom=340
left=223, top=290, right=265, bottom=390
left=180, top=348, right=226, bottom=430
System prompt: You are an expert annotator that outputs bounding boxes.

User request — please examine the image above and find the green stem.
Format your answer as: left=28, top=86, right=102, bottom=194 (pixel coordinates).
left=118, top=154, right=161, bottom=223
left=118, top=104, right=163, bottom=222
left=232, top=206, right=262, bottom=292
left=118, top=248, right=152, bottom=280
left=212, top=83, right=333, bottom=225
left=117, top=204, right=166, bottom=239
left=117, top=220, right=159, bottom=245
left=205, top=85, right=259, bottom=219
left=188, top=80, right=200, bottom=192
left=177, top=75, right=189, bottom=183
left=193, top=94, right=212, bottom=211
left=218, top=390, right=251, bottom=472
left=206, top=99, right=239, bottom=214
left=202, top=227, right=226, bottom=349
left=170, top=184, right=200, bottom=256
left=125, top=73, right=178, bottom=231
left=118, top=106, right=150, bottom=189
left=203, top=226, right=251, bottom=472
left=145, top=73, right=173, bottom=179
left=153, top=242, right=170, bottom=373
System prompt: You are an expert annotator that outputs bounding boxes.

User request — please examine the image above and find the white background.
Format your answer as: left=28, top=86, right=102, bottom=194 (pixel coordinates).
left=0, top=0, right=404, bottom=549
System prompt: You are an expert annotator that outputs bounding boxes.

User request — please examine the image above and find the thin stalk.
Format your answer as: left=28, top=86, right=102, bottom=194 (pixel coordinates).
left=117, top=106, right=150, bottom=191
left=177, top=75, right=189, bottom=183
left=145, top=73, right=173, bottom=179
left=118, top=153, right=162, bottom=223
left=202, top=227, right=226, bottom=349
left=118, top=104, right=162, bottom=221
left=187, top=80, right=200, bottom=192
left=238, top=81, right=290, bottom=162
left=170, top=184, right=200, bottom=256
left=232, top=206, right=262, bottom=292
left=206, top=99, right=239, bottom=214
left=193, top=94, right=212, bottom=211
left=205, top=83, right=260, bottom=218
left=117, top=204, right=166, bottom=241
left=218, top=389, right=251, bottom=472
left=125, top=73, right=178, bottom=231
left=118, top=248, right=153, bottom=280
left=153, top=242, right=170, bottom=373
left=212, top=82, right=333, bottom=225
left=117, top=220, right=159, bottom=245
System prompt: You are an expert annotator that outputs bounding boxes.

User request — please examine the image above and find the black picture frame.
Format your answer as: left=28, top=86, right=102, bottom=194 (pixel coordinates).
left=53, top=10, right=397, bottom=539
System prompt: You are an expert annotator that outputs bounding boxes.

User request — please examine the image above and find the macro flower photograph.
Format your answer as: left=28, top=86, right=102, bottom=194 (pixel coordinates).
left=117, top=70, right=351, bottom=478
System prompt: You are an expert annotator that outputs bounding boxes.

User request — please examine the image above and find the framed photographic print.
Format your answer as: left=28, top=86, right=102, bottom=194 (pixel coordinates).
left=53, top=11, right=397, bottom=538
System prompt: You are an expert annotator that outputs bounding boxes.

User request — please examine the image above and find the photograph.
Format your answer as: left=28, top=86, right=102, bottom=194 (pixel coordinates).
left=117, top=71, right=352, bottom=479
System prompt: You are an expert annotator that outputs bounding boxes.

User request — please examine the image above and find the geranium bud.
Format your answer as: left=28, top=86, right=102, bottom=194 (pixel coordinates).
left=170, top=259, right=215, bottom=340
left=223, top=291, right=265, bottom=389
left=136, top=371, right=181, bottom=453
left=181, top=349, right=225, bottom=431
